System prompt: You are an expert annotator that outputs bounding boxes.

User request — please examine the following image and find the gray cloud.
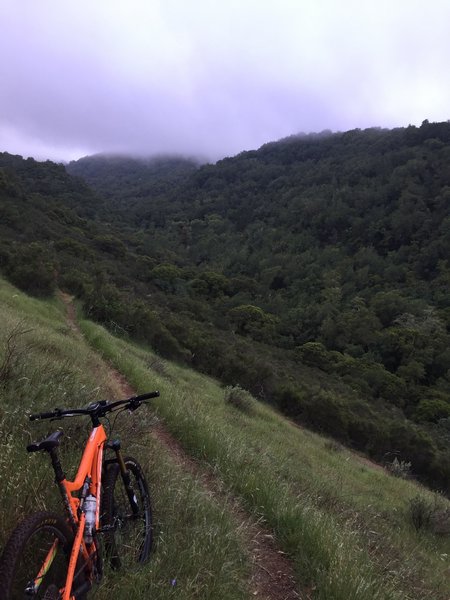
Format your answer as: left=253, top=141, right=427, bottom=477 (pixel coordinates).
left=1, top=0, right=449, bottom=162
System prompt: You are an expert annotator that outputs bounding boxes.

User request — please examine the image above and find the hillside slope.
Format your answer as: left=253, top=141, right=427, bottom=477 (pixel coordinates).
left=0, top=279, right=449, bottom=599
left=66, top=123, right=450, bottom=490
left=1, top=124, right=450, bottom=492
left=0, top=278, right=254, bottom=599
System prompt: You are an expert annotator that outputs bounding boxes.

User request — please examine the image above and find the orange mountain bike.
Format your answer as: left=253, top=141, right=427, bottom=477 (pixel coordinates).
left=0, top=391, right=160, bottom=600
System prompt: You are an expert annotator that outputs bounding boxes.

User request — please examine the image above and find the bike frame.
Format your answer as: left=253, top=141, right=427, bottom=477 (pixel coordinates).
left=26, top=391, right=159, bottom=599
left=36, top=425, right=107, bottom=600
left=65, top=425, right=106, bottom=532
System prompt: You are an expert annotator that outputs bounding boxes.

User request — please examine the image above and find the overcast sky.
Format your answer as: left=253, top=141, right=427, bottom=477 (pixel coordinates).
left=1, top=0, right=449, bottom=162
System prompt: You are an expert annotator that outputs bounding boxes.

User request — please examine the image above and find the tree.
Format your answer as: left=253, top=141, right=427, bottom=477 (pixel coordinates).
left=150, top=264, right=184, bottom=293
left=5, top=242, right=57, bottom=297
left=229, top=304, right=278, bottom=340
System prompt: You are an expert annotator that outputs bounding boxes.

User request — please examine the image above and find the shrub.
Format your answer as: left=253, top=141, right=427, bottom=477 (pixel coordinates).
left=408, top=495, right=433, bottom=531
left=0, top=322, right=33, bottom=385
left=224, top=385, right=253, bottom=413
left=407, top=492, right=450, bottom=534
left=429, top=507, right=450, bottom=535
left=296, top=341, right=334, bottom=371
left=386, top=457, right=412, bottom=479
left=150, top=264, right=184, bottom=293
left=305, top=390, right=349, bottom=440
left=59, top=269, right=92, bottom=297
left=229, top=304, right=278, bottom=340
left=324, top=439, right=343, bottom=452
left=5, top=242, right=57, bottom=297
left=273, top=384, right=307, bottom=418
left=414, top=395, right=450, bottom=423
left=406, top=493, right=450, bottom=535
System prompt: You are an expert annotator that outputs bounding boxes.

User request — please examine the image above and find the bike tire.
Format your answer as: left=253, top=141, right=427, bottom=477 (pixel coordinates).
left=102, top=456, right=153, bottom=570
left=0, top=511, right=76, bottom=600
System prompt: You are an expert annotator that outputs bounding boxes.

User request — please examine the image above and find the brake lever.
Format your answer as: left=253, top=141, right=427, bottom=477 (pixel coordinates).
left=50, top=408, right=64, bottom=421
left=128, top=400, right=141, bottom=413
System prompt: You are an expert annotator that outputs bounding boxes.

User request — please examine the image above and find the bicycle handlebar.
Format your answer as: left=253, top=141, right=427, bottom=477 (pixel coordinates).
left=30, top=410, right=62, bottom=421
left=29, top=391, right=160, bottom=422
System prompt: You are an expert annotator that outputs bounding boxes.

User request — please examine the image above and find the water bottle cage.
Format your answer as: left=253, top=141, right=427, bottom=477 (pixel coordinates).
left=83, top=495, right=97, bottom=544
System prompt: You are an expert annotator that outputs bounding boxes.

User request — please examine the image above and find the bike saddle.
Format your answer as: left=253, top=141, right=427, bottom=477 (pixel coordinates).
left=27, top=430, right=64, bottom=453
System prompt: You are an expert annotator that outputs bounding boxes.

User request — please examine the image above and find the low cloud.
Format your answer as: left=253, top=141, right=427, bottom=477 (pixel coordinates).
left=1, top=0, right=449, bottom=161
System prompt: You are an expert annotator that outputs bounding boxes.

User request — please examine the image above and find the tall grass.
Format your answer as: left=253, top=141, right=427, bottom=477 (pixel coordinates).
left=95, top=436, right=248, bottom=600
left=80, top=318, right=450, bottom=600
left=0, top=280, right=115, bottom=539
left=0, top=279, right=250, bottom=599
left=1, top=276, right=448, bottom=599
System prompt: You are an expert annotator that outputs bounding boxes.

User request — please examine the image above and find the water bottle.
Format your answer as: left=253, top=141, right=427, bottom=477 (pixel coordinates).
left=84, top=495, right=97, bottom=544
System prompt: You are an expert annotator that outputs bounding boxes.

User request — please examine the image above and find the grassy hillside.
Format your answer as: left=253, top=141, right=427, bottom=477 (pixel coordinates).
left=1, top=278, right=449, bottom=598
left=81, top=318, right=450, bottom=600
left=0, top=278, right=250, bottom=599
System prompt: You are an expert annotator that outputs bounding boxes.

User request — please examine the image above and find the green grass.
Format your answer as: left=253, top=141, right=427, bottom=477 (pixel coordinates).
left=80, top=318, right=450, bottom=600
left=95, top=435, right=248, bottom=600
left=1, top=276, right=449, bottom=599
left=0, top=279, right=116, bottom=537
left=0, top=279, right=250, bottom=599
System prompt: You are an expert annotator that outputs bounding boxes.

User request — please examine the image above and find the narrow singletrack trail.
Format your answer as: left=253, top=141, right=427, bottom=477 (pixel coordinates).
left=60, top=292, right=305, bottom=600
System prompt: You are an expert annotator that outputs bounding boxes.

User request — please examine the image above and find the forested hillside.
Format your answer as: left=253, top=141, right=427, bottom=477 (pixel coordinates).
left=67, top=154, right=200, bottom=225
left=1, top=120, right=450, bottom=492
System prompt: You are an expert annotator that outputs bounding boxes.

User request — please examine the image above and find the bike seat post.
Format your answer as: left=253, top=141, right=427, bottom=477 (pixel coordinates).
left=49, top=447, right=77, bottom=527
left=49, top=447, right=65, bottom=483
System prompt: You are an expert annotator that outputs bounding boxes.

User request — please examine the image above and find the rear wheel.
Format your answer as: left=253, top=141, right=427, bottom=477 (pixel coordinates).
left=102, top=456, right=152, bottom=570
left=0, top=511, right=74, bottom=599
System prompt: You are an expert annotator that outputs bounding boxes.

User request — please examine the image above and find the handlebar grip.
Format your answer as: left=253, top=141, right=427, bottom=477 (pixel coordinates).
left=29, top=410, right=58, bottom=421
left=133, top=391, right=160, bottom=402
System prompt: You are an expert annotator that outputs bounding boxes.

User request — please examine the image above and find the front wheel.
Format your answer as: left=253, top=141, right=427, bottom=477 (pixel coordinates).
left=102, top=456, right=152, bottom=570
left=0, top=511, right=74, bottom=600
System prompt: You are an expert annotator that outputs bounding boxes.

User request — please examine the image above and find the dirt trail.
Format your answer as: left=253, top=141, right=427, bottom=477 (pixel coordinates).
left=150, top=424, right=302, bottom=600
left=59, top=292, right=304, bottom=600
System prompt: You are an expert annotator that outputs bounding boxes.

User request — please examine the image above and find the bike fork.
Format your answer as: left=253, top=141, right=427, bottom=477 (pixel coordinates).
left=106, top=440, right=140, bottom=514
